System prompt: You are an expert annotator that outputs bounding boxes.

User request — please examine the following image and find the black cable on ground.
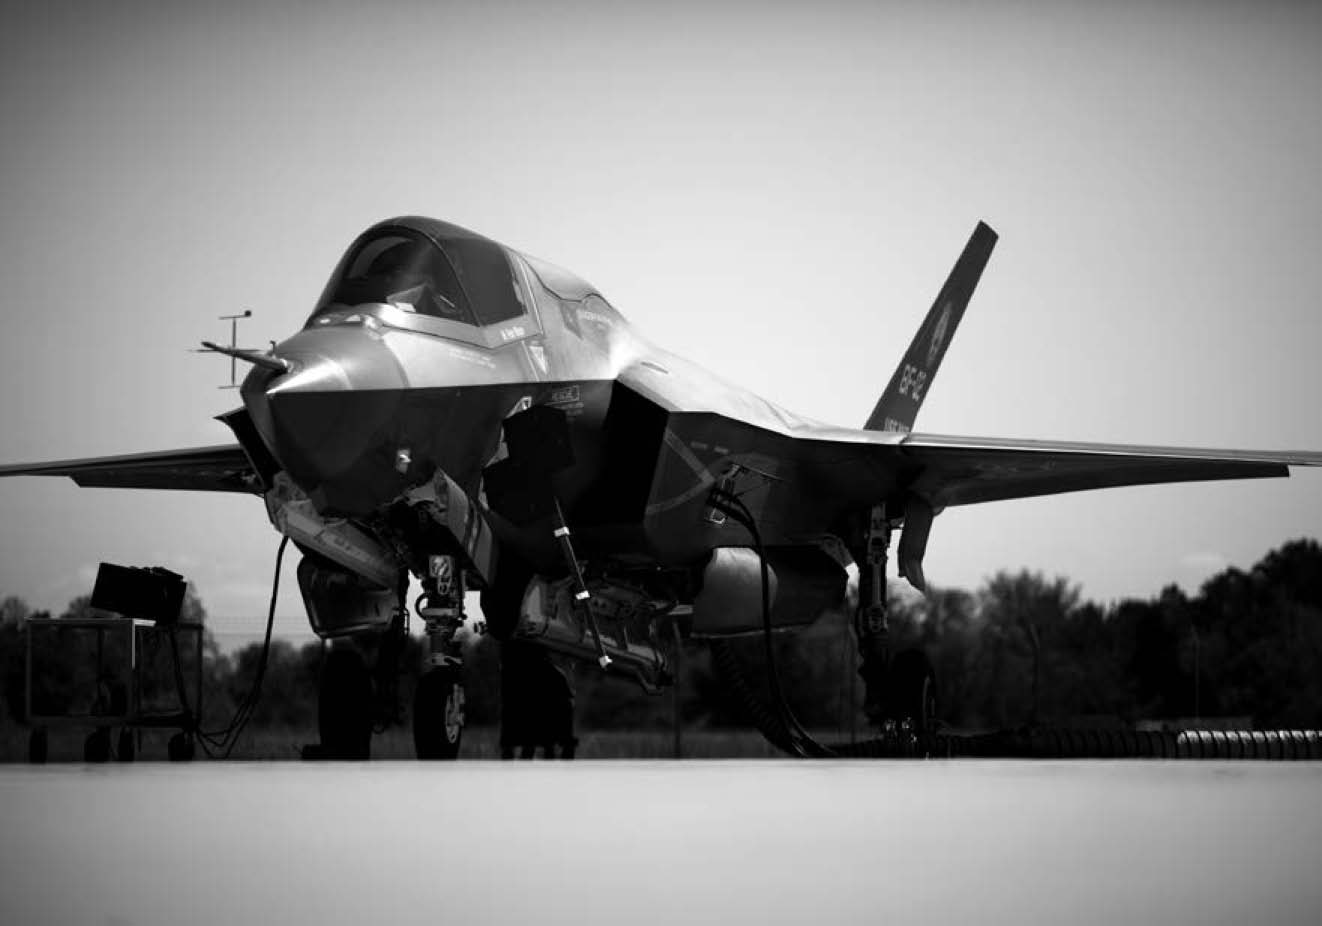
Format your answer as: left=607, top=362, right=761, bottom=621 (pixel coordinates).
left=708, top=639, right=795, bottom=754
left=706, top=488, right=831, bottom=758
left=707, top=488, right=939, bottom=759
left=168, top=534, right=289, bottom=759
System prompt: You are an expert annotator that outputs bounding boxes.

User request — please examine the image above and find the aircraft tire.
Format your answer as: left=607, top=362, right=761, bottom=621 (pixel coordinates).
left=319, top=647, right=374, bottom=760
left=413, top=666, right=464, bottom=760
left=888, top=649, right=938, bottom=736
left=117, top=728, right=135, bottom=763
left=168, top=732, right=195, bottom=762
left=84, top=727, right=111, bottom=763
left=28, top=728, right=48, bottom=764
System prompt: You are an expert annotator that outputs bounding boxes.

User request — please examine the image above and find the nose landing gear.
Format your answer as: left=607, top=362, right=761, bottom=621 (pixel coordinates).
left=414, top=665, right=464, bottom=760
left=413, top=555, right=466, bottom=760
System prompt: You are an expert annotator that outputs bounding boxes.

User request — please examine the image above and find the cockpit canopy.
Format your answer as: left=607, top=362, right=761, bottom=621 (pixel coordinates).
left=312, top=219, right=528, bottom=332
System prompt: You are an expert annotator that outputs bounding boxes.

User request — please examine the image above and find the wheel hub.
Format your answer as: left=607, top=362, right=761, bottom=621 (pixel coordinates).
left=444, top=685, right=465, bottom=742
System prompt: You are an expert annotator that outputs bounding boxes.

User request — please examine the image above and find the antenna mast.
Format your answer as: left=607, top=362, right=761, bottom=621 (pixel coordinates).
left=207, top=310, right=253, bottom=389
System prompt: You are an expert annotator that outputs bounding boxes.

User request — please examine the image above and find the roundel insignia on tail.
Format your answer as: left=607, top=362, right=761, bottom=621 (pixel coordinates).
left=927, top=301, right=953, bottom=369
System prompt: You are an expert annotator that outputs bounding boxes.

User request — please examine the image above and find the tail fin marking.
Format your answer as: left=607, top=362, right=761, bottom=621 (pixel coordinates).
left=864, top=221, right=998, bottom=432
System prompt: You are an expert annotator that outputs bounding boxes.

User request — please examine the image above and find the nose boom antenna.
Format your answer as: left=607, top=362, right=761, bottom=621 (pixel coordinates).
left=196, top=310, right=290, bottom=386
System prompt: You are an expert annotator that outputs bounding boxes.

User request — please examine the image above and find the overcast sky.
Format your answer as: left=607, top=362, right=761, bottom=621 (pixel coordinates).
left=1, top=0, right=1319, bottom=638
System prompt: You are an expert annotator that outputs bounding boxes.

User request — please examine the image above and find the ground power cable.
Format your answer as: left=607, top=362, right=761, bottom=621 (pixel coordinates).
left=167, top=534, right=289, bottom=759
left=705, top=488, right=833, bottom=758
left=706, top=488, right=927, bottom=760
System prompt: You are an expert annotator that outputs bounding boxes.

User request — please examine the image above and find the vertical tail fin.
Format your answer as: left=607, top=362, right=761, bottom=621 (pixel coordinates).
left=864, top=221, right=998, bottom=432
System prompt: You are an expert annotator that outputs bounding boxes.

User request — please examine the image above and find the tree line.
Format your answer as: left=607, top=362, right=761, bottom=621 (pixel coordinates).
left=2, top=538, right=1319, bottom=736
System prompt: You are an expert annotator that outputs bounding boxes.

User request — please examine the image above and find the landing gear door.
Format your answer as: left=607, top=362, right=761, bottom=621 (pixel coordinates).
left=297, top=553, right=398, bottom=639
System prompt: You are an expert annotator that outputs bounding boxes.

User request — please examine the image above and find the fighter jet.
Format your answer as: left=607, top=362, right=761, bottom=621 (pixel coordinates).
left=4, top=216, right=1319, bottom=759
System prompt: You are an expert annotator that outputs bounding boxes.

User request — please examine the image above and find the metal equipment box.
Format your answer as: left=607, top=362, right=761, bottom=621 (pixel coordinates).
left=25, top=617, right=203, bottom=761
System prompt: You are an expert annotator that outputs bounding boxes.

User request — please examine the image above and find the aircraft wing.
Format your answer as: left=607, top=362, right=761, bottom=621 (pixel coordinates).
left=898, top=433, right=1322, bottom=507
left=0, top=445, right=259, bottom=493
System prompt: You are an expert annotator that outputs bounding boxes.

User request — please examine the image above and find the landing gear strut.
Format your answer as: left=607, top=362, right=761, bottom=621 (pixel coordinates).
left=413, top=555, right=466, bottom=760
left=853, top=507, right=940, bottom=739
left=855, top=505, right=893, bottom=726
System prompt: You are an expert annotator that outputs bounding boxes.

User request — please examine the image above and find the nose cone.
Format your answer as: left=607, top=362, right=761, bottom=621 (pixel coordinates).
left=242, top=328, right=408, bottom=513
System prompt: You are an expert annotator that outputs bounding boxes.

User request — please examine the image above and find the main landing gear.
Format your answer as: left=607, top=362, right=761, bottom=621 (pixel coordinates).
left=886, top=649, right=938, bottom=737
left=500, top=641, right=577, bottom=760
left=854, top=506, right=940, bottom=741
left=498, top=498, right=598, bottom=760
left=304, top=556, right=467, bottom=762
left=316, top=647, right=374, bottom=760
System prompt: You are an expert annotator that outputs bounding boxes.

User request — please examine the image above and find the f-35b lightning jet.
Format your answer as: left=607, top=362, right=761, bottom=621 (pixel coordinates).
left=5, top=216, right=1319, bottom=759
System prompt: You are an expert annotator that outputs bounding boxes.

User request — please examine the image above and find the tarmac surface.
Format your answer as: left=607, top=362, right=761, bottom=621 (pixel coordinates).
left=2, top=761, right=1320, bottom=925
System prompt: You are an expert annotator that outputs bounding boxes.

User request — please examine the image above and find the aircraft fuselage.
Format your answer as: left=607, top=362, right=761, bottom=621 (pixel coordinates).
left=236, top=217, right=896, bottom=583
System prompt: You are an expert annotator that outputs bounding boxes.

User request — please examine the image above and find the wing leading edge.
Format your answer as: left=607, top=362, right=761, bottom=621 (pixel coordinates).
left=0, top=445, right=258, bottom=493
left=3, top=429, right=1316, bottom=507
left=897, top=433, right=1322, bottom=508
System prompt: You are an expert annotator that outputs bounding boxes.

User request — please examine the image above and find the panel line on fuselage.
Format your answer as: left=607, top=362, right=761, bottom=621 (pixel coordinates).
left=643, top=428, right=720, bottom=516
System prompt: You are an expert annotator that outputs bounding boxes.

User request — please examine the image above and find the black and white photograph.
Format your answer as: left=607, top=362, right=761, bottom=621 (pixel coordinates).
left=1, top=1, right=1320, bottom=923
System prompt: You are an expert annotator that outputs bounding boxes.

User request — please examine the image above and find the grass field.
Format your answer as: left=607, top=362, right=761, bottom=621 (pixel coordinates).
left=0, top=722, right=789, bottom=762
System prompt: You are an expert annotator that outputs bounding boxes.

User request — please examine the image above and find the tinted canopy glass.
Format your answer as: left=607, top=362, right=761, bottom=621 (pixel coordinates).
left=316, top=228, right=526, bottom=327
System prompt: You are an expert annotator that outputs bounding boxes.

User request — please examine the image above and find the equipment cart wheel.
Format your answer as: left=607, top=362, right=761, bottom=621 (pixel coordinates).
left=84, top=727, right=112, bottom=763
left=28, top=728, right=48, bottom=764
left=888, top=649, right=938, bottom=735
left=117, top=728, right=136, bottom=763
left=413, top=666, right=464, bottom=760
left=318, top=647, right=374, bottom=760
left=167, top=732, right=195, bottom=762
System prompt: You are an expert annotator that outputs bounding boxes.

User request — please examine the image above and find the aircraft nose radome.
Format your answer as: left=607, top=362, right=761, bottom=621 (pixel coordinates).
left=267, top=361, right=403, bottom=484
left=264, top=356, right=353, bottom=395
left=241, top=335, right=408, bottom=507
